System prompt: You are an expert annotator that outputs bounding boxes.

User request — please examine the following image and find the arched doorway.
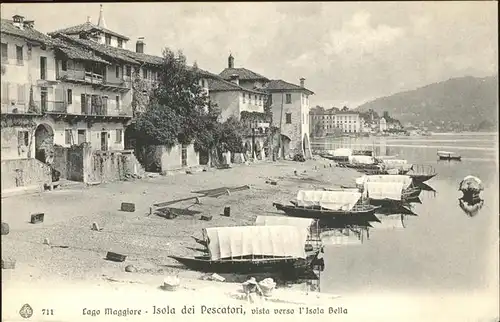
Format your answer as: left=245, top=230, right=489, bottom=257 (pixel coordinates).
left=34, top=123, right=54, bottom=164
left=302, top=133, right=311, bottom=159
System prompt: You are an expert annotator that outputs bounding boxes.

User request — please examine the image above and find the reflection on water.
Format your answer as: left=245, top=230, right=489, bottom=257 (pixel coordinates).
left=312, top=134, right=498, bottom=294
left=459, top=197, right=485, bottom=217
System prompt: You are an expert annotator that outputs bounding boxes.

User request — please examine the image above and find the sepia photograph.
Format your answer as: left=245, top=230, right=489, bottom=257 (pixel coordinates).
left=1, top=2, right=498, bottom=321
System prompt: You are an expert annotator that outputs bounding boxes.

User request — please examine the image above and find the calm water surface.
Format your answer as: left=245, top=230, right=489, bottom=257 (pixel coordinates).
left=315, top=133, right=499, bottom=294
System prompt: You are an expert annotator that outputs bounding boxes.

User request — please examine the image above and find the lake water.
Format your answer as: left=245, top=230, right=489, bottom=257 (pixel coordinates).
left=314, top=133, right=499, bottom=295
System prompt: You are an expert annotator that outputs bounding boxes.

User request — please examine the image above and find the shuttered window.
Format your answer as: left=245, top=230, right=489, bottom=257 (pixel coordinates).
left=2, top=82, right=10, bottom=104
left=1, top=43, right=7, bottom=62
left=17, top=84, right=26, bottom=104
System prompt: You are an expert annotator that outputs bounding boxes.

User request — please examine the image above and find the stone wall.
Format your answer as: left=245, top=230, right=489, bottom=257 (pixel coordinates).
left=1, top=158, right=51, bottom=191
left=88, top=151, right=144, bottom=183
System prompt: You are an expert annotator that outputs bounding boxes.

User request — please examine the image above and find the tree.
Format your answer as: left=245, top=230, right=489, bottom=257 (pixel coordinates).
left=133, top=48, right=245, bottom=164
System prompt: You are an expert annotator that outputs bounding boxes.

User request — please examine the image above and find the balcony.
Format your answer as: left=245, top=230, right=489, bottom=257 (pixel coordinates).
left=57, top=69, right=130, bottom=93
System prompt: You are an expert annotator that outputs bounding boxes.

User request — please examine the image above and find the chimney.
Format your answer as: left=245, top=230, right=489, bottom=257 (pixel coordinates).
left=228, top=54, right=234, bottom=68
left=300, top=77, right=305, bottom=88
left=23, top=20, right=34, bottom=29
left=97, top=4, right=107, bottom=28
left=12, top=15, right=25, bottom=29
left=136, top=37, right=145, bottom=53
left=229, top=74, right=239, bottom=85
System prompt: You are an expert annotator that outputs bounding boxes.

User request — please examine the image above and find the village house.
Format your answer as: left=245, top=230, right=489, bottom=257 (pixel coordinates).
left=209, top=55, right=270, bottom=160
left=218, top=54, right=314, bottom=159
left=48, top=5, right=216, bottom=174
left=0, top=13, right=142, bottom=193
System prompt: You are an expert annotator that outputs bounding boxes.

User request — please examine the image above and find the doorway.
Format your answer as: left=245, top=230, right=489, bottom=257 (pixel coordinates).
left=34, top=123, right=54, bottom=164
left=100, top=131, right=108, bottom=151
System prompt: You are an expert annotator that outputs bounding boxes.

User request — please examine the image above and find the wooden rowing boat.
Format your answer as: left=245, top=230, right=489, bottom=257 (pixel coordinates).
left=437, top=151, right=461, bottom=161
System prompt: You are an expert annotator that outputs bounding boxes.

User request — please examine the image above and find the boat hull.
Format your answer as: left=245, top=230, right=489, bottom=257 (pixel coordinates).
left=273, top=203, right=380, bottom=222
left=438, top=155, right=461, bottom=161
left=169, top=255, right=315, bottom=277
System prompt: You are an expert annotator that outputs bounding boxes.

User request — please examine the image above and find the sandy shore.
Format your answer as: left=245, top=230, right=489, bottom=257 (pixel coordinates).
left=3, top=158, right=499, bottom=321
left=1, top=158, right=357, bottom=284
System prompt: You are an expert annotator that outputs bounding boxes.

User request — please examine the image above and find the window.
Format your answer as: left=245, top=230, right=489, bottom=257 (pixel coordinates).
left=126, top=66, right=131, bottom=77
left=1, top=43, right=7, bottom=62
left=105, top=34, right=111, bottom=45
left=2, top=82, right=10, bottom=104
left=242, top=93, right=246, bottom=103
left=17, top=84, right=26, bottom=104
left=117, top=39, right=123, bottom=48
left=77, top=129, right=86, bottom=145
left=80, top=94, right=86, bottom=114
left=15, top=45, right=23, bottom=65
left=40, top=56, right=47, bottom=80
left=285, top=113, right=292, bottom=124
left=115, top=129, right=123, bottom=143
left=40, top=87, right=48, bottom=112
left=268, top=95, right=272, bottom=105
left=115, top=95, right=120, bottom=110
left=102, top=96, right=108, bottom=113
left=65, top=129, right=73, bottom=145
left=18, top=131, right=29, bottom=146
left=254, top=95, right=257, bottom=104
left=61, top=60, right=67, bottom=71
left=115, top=65, right=120, bottom=78
left=67, top=89, right=72, bottom=104
left=143, top=69, right=148, bottom=79
left=285, top=93, right=292, bottom=104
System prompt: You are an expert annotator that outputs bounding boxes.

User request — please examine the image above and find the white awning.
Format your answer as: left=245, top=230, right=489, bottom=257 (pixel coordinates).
left=203, top=225, right=307, bottom=260
left=357, top=175, right=413, bottom=189
left=364, top=182, right=405, bottom=200
left=296, top=190, right=361, bottom=211
left=254, top=216, right=314, bottom=233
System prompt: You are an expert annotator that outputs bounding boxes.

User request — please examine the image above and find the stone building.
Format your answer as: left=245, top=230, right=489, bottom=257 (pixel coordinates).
left=218, top=54, right=314, bottom=159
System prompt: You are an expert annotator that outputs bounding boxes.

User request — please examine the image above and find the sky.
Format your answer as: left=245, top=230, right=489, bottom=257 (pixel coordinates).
left=1, top=2, right=497, bottom=108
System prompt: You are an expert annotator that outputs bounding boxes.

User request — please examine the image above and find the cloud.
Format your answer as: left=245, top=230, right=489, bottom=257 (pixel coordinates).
left=323, top=11, right=404, bottom=56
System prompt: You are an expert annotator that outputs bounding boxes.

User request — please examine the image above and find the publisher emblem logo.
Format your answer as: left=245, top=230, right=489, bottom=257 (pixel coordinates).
left=19, top=303, right=33, bottom=319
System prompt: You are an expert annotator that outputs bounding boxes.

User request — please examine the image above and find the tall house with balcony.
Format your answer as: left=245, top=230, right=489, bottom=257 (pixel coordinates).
left=218, top=54, right=314, bottom=159
left=265, top=78, right=314, bottom=158
left=208, top=74, right=269, bottom=159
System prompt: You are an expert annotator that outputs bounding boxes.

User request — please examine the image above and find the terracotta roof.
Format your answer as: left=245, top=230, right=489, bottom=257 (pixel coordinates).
left=1, top=19, right=55, bottom=45
left=51, top=33, right=139, bottom=65
left=219, top=67, right=269, bottom=81
left=49, top=22, right=130, bottom=40
left=208, top=78, right=267, bottom=95
left=264, top=79, right=314, bottom=95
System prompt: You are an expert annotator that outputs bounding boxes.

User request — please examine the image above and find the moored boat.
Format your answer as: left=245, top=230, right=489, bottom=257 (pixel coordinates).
left=273, top=190, right=380, bottom=222
left=437, top=150, right=461, bottom=161
left=356, top=174, right=421, bottom=205
left=458, top=175, right=484, bottom=200
left=171, top=225, right=318, bottom=276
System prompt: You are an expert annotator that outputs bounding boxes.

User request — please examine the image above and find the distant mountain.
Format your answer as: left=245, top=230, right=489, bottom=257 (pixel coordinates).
left=356, top=75, right=498, bottom=128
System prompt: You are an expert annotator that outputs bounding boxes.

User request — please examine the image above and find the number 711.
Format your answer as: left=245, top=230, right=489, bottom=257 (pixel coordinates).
left=42, top=309, right=54, bottom=315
